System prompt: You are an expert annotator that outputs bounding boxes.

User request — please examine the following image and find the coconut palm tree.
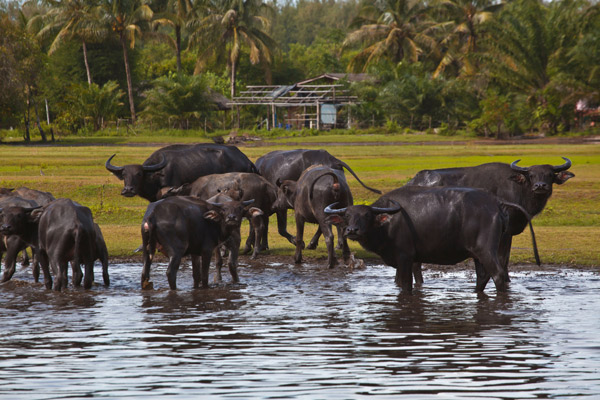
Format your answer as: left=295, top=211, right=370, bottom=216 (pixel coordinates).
left=342, top=0, right=437, bottom=72
left=33, top=0, right=101, bottom=85
left=151, top=0, right=194, bottom=72
left=97, top=0, right=153, bottom=123
left=431, top=0, right=502, bottom=77
left=187, top=0, right=277, bottom=98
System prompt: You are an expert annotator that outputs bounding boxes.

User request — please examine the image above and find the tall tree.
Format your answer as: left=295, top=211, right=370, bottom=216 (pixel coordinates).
left=343, top=0, right=437, bottom=72
left=151, top=0, right=194, bottom=72
left=33, top=0, right=101, bottom=85
left=431, top=0, right=502, bottom=77
left=97, top=0, right=152, bottom=123
left=188, top=0, right=277, bottom=97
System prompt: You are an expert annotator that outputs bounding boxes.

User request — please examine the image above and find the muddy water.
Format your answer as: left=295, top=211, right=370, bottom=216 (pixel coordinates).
left=0, top=262, right=599, bottom=399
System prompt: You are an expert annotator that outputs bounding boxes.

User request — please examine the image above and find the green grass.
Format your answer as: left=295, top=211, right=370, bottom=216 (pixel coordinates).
left=0, top=133, right=598, bottom=266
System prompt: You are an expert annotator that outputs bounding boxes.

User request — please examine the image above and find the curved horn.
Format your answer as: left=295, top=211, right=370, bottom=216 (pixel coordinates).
left=510, top=159, right=529, bottom=173
left=206, top=200, right=223, bottom=207
left=552, top=157, right=572, bottom=172
left=324, top=202, right=347, bottom=215
left=371, top=200, right=402, bottom=215
left=142, top=154, right=167, bottom=172
left=310, top=171, right=339, bottom=200
left=105, top=154, right=124, bottom=172
left=242, top=199, right=255, bottom=206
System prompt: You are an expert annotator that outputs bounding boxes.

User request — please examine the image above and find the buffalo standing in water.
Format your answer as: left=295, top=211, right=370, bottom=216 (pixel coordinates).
left=405, top=157, right=574, bottom=284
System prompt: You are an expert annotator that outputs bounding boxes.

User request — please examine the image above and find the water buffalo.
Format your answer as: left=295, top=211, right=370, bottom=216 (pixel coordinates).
left=256, top=149, right=381, bottom=250
left=0, top=187, right=55, bottom=272
left=141, top=195, right=259, bottom=290
left=161, top=172, right=296, bottom=257
left=274, top=166, right=353, bottom=269
left=325, top=186, right=538, bottom=293
left=0, top=196, right=41, bottom=282
left=105, top=143, right=257, bottom=202
left=0, top=198, right=109, bottom=291
left=406, top=157, right=574, bottom=283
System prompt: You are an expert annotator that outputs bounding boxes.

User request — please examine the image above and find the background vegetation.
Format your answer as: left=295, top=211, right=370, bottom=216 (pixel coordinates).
left=1, top=0, right=600, bottom=140
left=0, top=135, right=597, bottom=266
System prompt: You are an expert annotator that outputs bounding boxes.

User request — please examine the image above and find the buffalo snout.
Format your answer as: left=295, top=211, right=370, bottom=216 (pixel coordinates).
left=0, top=224, right=12, bottom=234
left=532, top=182, right=551, bottom=193
left=121, top=187, right=137, bottom=197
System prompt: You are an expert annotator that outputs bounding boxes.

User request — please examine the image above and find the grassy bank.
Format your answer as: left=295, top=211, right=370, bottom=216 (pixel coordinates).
left=0, top=133, right=598, bottom=266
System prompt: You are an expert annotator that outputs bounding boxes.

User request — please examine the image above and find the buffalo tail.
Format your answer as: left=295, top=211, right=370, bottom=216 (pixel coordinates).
left=501, top=201, right=541, bottom=266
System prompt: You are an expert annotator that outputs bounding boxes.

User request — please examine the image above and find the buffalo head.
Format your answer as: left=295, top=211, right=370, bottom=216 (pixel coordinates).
left=106, top=154, right=167, bottom=198
left=205, top=196, right=262, bottom=228
left=0, top=206, right=43, bottom=236
left=324, top=202, right=402, bottom=241
left=509, top=157, right=574, bottom=195
left=273, top=179, right=297, bottom=212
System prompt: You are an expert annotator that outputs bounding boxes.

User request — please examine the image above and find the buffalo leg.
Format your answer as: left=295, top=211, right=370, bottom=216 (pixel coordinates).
left=166, top=255, right=182, bottom=290
left=294, top=216, right=305, bottom=264
left=306, top=227, right=321, bottom=250
left=498, top=235, right=513, bottom=282
left=321, top=223, right=337, bottom=269
left=37, top=250, right=52, bottom=289
left=214, top=245, right=224, bottom=283
left=192, top=255, right=201, bottom=288
left=412, top=262, right=424, bottom=286
left=475, top=255, right=507, bottom=292
left=474, top=259, right=491, bottom=292
left=21, top=249, right=30, bottom=266
left=259, top=214, right=270, bottom=251
left=101, top=258, right=109, bottom=286
left=32, top=252, right=40, bottom=282
left=251, top=215, right=266, bottom=259
left=53, top=260, right=69, bottom=291
left=276, top=210, right=296, bottom=245
left=1, top=240, right=21, bottom=282
left=395, top=262, right=413, bottom=293
left=200, top=251, right=211, bottom=288
left=71, top=261, right=83, bottom=287
left=83, top=260, right=94, bottom=289
left=227, top=234, right=241, bottom=283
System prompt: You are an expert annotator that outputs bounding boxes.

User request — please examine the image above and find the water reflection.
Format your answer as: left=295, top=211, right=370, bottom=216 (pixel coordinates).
left=0, top=263, right=598, bottom=399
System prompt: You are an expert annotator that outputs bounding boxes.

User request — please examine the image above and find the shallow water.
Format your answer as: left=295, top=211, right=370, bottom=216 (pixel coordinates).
left=1, top=261, right=599, bottom=399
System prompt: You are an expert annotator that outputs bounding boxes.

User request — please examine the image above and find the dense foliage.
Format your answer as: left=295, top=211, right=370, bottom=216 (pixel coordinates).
left=0, top=0, right=599, bottom=138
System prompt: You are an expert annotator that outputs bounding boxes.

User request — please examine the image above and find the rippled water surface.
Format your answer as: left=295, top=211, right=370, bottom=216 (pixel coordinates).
left=1, top=262, right=599, bottom=399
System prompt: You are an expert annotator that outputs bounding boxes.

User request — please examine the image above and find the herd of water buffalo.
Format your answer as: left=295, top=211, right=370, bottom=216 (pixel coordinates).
left=0, top=143, right=574, bottom=293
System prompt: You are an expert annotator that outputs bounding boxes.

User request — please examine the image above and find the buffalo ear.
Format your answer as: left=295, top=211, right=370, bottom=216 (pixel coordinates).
left=325, top=214, right=344, bottom=225
left=509, top=173, right=527, bottom=185
left=375, top=213, right=392, bottom=225
left=554, top=171, right=575, bottom=185
left=203, top=210, right=221, bottom=222
left=248, top=207, right=264, bottom=217
left=29, top=208, right=44, bottom=223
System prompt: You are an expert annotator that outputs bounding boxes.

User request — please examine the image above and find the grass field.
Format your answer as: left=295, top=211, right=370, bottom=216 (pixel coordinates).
left=0, top=133, right=598, bottom=266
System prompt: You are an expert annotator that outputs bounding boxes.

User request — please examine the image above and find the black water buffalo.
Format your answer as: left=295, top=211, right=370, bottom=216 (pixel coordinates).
left=325, top=186, right=538, bottom=293
left=406, top=157, right=574, bottom=283
left=274, top=166, right=353, bottom=268
left=141, top=195, right=258, bottom=290
left=161, top=172, right=295, bottom=257
left=256, top=149, right=381, bottom=193
left=0, top=196, right=41, bottom=282
left=257, top=149, right=381, bottom=249
left=0, top=198, right=109, bottom=291
left=106, top=143, right=257, bottom=202
left=0, top=187, right=55, bottom=271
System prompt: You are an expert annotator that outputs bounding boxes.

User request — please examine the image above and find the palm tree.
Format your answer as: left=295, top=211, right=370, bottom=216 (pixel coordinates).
left=342, top=0, right=437, bottom=72
left=33, top=0, right=101, bottom=85
left=97, top=0, right=153, bottom=123
left=431, top=0, right=502, bottom=77
left=151, top=0, right=194, bottom=72
left=187, top=0, right=277, bottom=98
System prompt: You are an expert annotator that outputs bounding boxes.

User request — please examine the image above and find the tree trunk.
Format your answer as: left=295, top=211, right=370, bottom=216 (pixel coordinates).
left=175, top=25, right=182, bottom=72
left=82, top=39, right=92, bottom=85
left=121, top=34, right=136, bottom=124
left=230, top=58, right=237, bottom=98
left=31, top=96, right=47, bottom=142
left=24, top=90, right=31, bottom=142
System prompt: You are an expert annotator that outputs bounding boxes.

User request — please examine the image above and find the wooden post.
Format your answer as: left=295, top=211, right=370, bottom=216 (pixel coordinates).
left=316, top=102, right=321, bottom=131
left=272, top=103, right=276, bottom=128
